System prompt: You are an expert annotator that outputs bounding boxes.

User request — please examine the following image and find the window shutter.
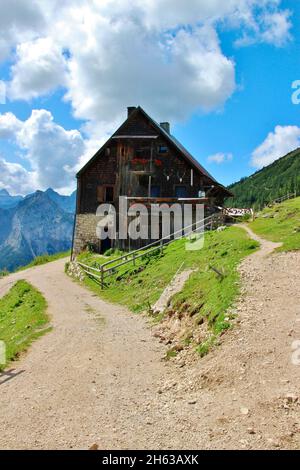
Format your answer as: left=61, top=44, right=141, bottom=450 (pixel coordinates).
left=97, top=186, right=104, bottom=202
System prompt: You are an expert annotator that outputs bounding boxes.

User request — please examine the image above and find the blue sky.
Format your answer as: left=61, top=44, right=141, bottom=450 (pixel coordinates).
left=175, top=0, right=300, bottom=186
left=0, top=0, right=299, bottom=194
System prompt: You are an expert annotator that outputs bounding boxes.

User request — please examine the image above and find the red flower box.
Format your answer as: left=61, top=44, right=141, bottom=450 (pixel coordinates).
left=131, top=158, right=148, bottom=166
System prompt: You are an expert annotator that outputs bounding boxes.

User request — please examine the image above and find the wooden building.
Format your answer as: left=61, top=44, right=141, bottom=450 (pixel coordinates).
left=73, top=106, right=232, bottom=255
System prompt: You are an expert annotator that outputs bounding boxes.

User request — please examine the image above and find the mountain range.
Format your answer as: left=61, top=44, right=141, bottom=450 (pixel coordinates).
left=226, top=148, right=300, bottom=209
left=0, top=189, right=23, bottom=209
left=0, top=188, right=76, bottom=272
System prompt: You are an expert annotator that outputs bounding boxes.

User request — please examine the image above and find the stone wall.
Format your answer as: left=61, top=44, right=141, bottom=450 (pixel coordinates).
left=72, top=213, right=100, bottom=256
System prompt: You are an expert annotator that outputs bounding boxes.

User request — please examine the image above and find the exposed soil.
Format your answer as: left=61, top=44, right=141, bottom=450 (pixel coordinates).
left=152, top=267, right=196, bottom=314
left=0, top=225, right=300, bottom=450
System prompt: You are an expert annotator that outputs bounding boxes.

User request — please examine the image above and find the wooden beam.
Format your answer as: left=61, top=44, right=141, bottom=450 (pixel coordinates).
left=112, top=135, right=159, bottom=139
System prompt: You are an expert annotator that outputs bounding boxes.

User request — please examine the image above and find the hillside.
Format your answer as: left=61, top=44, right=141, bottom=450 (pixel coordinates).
left=249, top=196, right=300, bottom=251
left=0, top=189, right=75, bottom=272
left=226, top=148, right=300, bottom=209
left=2, top=200, right=300, bottom=449
left=76, top=226, right=259, bottom=355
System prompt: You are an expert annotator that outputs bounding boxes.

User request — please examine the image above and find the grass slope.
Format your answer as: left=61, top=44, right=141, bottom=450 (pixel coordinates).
left=249, top=196, right=300, bottom=251
left=78, top=227, right=258, bottom=352
left=226, top=148, right=300, bottom=209
left=16, top=250, right=70, bottom=272
left=76, top=250, right=121, bottom=269
left=0, top=280, right=50, bottom=370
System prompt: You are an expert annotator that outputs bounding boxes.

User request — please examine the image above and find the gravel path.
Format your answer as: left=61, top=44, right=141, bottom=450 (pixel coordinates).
left=1, top=225, right=300, bottom=450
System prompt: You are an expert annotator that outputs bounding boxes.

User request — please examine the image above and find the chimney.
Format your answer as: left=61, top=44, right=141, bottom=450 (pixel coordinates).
left=160, top=122, right=170, bottom=134
left=127, top=106, right=136, bottom=118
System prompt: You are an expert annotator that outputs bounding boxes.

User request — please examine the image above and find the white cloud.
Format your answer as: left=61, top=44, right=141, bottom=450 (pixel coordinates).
left=60, top=0, right=291, bottom=129
left=236, top=8, right=292, bottom=47
left=0, top=112, right=22, bottom=138
left=0, top=157, right=36, bottom=195
left=0, top=80, right=6, bottom=104
left=0, top=0, right=45, bottom=62
left=65, top=22, right=235, bottom=127
left=207, top=152, right=233, bottom=164
left=1, top=0, right=292, bottom=130
left=251, top=125, right=300, bottom=168
left=260, top=10, right=292, bottom=46
left=0, top=0, right=294, bottom=194
left=136, top=0, right=287, bottom=32
left=9, top=38, right=67, bottom=100
left=0, top=110, right=85, bottom=194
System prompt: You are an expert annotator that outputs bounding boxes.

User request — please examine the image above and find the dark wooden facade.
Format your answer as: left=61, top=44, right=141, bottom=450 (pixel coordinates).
left=73, top=106, right=232, bottom=254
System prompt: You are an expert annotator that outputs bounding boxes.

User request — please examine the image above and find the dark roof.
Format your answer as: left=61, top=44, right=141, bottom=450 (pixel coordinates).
left=76, top=106, right=233, bottom=197
left=137, top=107, right=218, bottom=183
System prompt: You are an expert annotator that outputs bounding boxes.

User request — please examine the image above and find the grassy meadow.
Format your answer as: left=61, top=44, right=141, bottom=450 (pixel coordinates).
left=250, top=197, right=300, bottom=251
left=0, top=280, right=50, bottom=370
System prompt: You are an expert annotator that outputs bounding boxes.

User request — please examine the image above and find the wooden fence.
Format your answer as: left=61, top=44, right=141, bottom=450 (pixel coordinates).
left=271, top=191, right=297, bottom=206
left=77, top=213, right=224, bottom=288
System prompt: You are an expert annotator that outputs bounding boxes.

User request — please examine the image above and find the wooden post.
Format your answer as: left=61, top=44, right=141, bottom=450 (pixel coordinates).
left=209, top=265, right=224, bottom=279
left=160, top=240, right=163, bottom=255
left=132, top=253, right=136, bottom=266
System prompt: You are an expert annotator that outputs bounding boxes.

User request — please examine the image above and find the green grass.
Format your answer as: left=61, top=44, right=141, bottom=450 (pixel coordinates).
left=77, top=227, right=258, bottom=352
left=16, top=250, right=70, bottom=272
left=0, top=280, right=50, bottom=370
left=77, top=250, right=120, bottom=269
left=249, top=196, right=300, bottom=251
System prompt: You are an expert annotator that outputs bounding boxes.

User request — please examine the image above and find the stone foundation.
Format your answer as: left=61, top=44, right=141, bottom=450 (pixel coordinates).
left=72, top=213, right=100, bottom=256
left=67, top=261, right=85, bottom=281
left=72, top=207, right=218, bottom=257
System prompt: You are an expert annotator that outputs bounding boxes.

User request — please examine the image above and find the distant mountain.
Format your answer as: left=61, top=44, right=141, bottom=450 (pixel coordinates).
left=0, top=207, right=13, bottom=246
left=0, top=189, right=75, bottom=272
left=226, top=148, right=300, bottom=209
left=0, top=189, right=23, bottom=209
left=45, top=188, right=76, bottom=213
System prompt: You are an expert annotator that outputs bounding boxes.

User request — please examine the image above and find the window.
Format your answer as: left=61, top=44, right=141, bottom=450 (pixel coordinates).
left=104, top=186, right=114, bottom=202
left=135, top=147, right=150, bottom=159
left=139, top=175, right=148, bottom=187
left=97, top=186, right=114, bottom=203
left=198, top=190, right=206, bottom=198
left=151, top=186, right=160, bottom=197
left=158, top=145, right=168, bottom=154
left=175, top=186, right=187, bottom=198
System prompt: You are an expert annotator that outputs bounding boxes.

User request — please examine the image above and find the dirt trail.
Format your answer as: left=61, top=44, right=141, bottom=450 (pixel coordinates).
left=1, top=225, right=300, bottom=450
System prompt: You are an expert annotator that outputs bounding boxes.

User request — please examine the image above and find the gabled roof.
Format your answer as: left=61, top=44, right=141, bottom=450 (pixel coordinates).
left=77, top=106, right=232, bottom=197
left=135, top=107, right=218, bottom=183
